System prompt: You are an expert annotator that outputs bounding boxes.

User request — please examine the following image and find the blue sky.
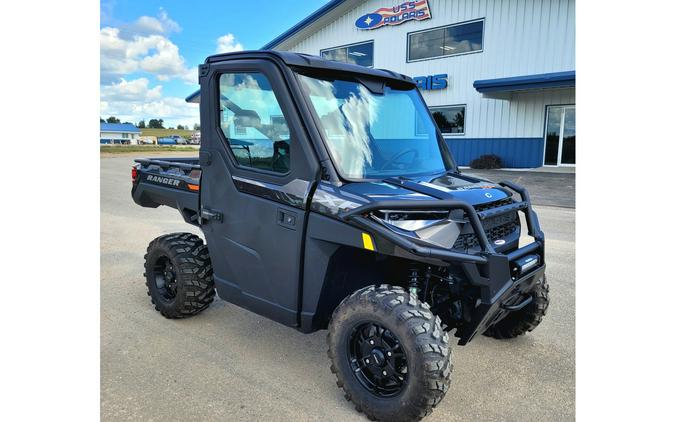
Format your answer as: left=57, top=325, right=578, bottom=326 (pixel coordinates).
left=100, top=0, right=330, bottom=127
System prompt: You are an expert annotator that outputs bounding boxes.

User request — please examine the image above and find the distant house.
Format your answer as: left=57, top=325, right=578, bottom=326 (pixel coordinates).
left=100, top=123, right=141, bottom=145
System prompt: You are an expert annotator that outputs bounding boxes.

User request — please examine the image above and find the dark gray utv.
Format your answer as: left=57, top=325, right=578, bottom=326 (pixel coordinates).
left=132, top=51, right=549, bottom=421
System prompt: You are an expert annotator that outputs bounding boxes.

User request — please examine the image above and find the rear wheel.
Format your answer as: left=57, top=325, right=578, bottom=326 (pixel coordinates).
left=327, top=285, right=452, bottom=422
left=484, top=275, right=550, bottom=339
left=144, top=233, right=215, bottom=318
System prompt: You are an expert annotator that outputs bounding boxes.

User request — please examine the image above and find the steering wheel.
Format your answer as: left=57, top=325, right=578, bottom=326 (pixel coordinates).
left=381, top=148, right=419, bottom=171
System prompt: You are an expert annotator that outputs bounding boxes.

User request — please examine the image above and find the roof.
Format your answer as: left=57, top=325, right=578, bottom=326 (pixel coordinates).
left=261, top=0, right=351, bottom=49
left=473, top=71, right=575, bottom=94
left=206, top=51, right=412, bottom=82
left=100, top=122, right=141, bottom=133
left=187, top=51, right=415, bottom=104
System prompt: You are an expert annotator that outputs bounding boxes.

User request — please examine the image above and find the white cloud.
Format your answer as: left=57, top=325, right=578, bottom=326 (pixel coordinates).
left=101, top=95, right=199, bottom=127
left=138, top=37, right=190, bottom=81
left=100, top=77, right=162, bottom=102
left=216, top=33, right=244, bottom=53
left=99, top=10, right=207, bottom=126
left=100, top=78, right=197, bottom=127
left=100, top=26, right=193, bottom=83
left=100, top=9, right=194, bottom=83
left=119, top=8, right=181, bottom=38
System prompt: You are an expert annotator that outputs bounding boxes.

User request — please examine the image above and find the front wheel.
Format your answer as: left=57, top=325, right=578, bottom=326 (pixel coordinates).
left=327, top=285, right=452, bottom=422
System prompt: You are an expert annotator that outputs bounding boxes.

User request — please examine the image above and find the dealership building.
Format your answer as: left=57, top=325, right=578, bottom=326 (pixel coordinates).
left=258, top=0, right=575, bottom=168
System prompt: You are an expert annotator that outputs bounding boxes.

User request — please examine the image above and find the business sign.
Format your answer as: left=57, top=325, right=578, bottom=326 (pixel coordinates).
left=355, top=0, right=431, bottom=30
left=413, top=74, right=448, bottom=90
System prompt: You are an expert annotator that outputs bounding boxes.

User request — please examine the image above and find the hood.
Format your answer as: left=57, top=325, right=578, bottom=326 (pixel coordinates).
left=339, top=171, right=511, bottom=206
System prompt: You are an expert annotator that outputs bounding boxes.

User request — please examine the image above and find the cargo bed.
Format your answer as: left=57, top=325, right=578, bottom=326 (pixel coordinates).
left=131, top=157, right=201, bottom=226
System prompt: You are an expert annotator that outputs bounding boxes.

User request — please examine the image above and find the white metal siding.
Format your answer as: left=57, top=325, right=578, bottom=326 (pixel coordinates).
left=100, top=131, right=139, bottom=143
left=279, top=0, right=575, bottom=138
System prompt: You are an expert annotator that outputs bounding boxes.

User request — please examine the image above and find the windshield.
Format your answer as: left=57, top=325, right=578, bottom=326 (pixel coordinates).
left=296, top=73, right=452, bottom=180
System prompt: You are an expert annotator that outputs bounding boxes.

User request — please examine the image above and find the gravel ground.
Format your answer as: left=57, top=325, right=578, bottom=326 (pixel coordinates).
left=101, top=154, right=575, bottom=421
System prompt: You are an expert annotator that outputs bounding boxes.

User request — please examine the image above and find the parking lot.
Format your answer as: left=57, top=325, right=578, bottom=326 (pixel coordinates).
left=101, top=153, right=575, bottom=421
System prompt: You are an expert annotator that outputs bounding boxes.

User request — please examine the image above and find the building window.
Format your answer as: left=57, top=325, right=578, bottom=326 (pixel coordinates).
left=218, top=72, right=291, bottom=174
left=122, top=133, right=129, bottom=138
left=407, top=19, right=484, bottom=62
left=429, top=106, right=465, bottom=135
left=321, top=41, right=374, bottom=67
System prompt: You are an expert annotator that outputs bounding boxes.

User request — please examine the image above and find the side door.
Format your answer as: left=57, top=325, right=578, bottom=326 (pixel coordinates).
left=198, top=59, right=319, bottom=326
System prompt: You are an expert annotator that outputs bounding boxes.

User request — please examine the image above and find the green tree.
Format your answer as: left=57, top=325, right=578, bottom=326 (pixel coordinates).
left=432, top=111, right=450, bottom=131
left=106, top=116, right=120, bottom=124
left=193, top=123, right=200, bottom=131
left=148, top=119, right=164, bottom=129
left=137, top=120, right=146, bottom=128
left=100, top=118, right=104, bottom=123
left=177, top=124, right=184, bottom=130
left=453, top=110, right=464, bottom=130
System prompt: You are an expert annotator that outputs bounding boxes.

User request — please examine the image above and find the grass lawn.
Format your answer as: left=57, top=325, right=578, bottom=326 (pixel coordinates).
left=101, top=145, right=199, bottom=153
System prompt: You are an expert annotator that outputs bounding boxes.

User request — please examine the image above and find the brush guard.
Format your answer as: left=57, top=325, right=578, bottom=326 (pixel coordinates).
left=340, top=181, right=546, bottom=345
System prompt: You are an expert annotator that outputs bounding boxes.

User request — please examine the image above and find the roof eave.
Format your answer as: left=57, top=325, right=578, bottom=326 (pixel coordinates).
left=473, top=71, right=575, bottom=94
left=260, top=0, right=349, bottom=50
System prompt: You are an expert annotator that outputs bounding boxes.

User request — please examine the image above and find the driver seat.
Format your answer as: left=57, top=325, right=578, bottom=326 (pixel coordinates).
left=272, top=140, right=290, bottom=173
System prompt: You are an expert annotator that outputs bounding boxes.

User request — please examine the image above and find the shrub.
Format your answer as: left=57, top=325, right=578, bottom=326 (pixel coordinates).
left=470, top=154, right=503, bottom=169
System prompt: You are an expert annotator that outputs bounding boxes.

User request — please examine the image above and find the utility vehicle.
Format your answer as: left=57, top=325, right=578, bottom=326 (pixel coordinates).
left=131, top=51, right=549, bottom=421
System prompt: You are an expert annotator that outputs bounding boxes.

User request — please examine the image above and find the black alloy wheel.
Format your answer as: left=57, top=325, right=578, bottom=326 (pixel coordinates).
left=348, top=322, right=408, bottom=397
left=152, top=255, right=177, bottom=300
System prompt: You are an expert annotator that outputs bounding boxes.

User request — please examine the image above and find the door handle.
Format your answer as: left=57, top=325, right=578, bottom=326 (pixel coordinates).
left=277, top=209, right=297, bottom=230
left=201, top=208, right=223, bottom=223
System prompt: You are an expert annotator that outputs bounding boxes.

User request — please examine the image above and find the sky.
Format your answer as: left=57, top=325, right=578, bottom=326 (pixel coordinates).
left=100, top=0, right=330, bottom=128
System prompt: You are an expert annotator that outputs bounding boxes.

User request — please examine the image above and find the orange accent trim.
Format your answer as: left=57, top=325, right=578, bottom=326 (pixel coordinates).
left=187, top=184, right=200, bottom=191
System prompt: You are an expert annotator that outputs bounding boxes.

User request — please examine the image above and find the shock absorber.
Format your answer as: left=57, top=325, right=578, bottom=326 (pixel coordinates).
left=408, top=268, right=420, bottom=297
left=422, top=266, right=432, bottom=301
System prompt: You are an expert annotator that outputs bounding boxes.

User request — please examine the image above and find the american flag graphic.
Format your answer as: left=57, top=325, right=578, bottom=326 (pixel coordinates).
left=355, top=0, right=432, bottom=30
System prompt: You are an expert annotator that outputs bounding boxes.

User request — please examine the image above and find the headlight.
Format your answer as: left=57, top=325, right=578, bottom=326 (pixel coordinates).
left=373, top=210, right=465, bottom=247
left=379, top=210, right=449, bottom=231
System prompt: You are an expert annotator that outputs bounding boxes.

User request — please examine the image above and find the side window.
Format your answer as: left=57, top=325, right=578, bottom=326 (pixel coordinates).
left=218, top=72, right=291, bottom=174
left=321, top=41, right=374, bottom=68
left=429, top=105, right=465, bottom=135
left=407, top=20, right=484, bottom=62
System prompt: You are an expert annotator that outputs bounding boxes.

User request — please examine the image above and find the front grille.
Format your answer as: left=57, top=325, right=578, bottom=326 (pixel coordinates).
left=452, top=197, right=519, bottom=250
left=474, top=197, right=514, bottom=212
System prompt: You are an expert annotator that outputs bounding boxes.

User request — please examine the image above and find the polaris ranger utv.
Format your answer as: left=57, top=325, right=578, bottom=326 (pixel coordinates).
left=132, top=51, right=549, bottom=421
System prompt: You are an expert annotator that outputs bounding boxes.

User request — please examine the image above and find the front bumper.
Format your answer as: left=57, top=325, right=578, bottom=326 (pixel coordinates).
left=341, top=180, right=546, bottom=345
left=457, top=264, right=545, bottom=344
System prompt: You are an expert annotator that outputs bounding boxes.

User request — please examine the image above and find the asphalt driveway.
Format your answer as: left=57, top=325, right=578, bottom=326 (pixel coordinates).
left=463, top=169, right=575, bottom=208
